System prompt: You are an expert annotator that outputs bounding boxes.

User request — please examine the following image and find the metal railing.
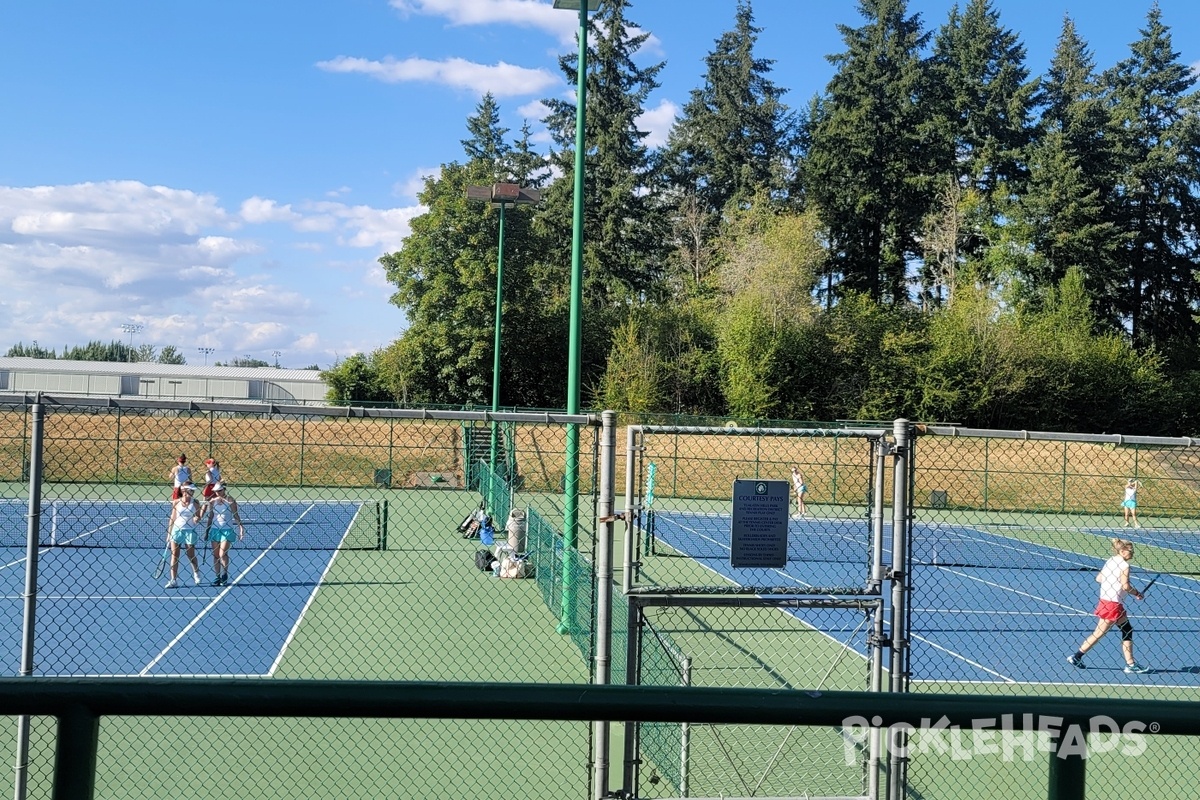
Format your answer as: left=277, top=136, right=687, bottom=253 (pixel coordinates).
left=8, top=679, right=1199, bottom=800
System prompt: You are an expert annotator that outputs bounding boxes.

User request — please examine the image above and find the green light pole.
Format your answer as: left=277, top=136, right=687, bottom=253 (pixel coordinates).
left=553, top=0, right=597, bottom=636
left=466, top=183, right=540, bottom=482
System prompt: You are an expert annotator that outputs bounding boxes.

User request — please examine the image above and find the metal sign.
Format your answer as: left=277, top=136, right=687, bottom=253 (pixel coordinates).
left=730, top=479, right=789, bottom=568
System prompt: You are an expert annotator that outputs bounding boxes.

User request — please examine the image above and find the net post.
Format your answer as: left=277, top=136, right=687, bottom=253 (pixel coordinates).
left=379, top=500, right=388, bottom=551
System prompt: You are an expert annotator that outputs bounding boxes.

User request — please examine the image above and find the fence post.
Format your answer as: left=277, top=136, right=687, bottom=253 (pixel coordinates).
left=1047, top=727, right=1086, bottom=800
left=53, top=706, right=99, bottom=800
left=593, top=411, right=616, bottom=800
left=14, top=400, right=45, bottom=800
left=887, top=419, right=912, bottom=800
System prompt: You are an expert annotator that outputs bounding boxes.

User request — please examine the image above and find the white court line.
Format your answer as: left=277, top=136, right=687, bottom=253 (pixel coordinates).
left=140, top=504, right=320, bottom=676
left=266, top=503, right=364, bottom=676
left=911, top=633, right=1016, bottom=682
left=0, top=517, right=132, bottom=571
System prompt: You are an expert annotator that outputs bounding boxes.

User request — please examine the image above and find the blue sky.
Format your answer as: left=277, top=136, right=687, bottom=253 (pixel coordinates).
left=0, top=0, right=1195, bottom=369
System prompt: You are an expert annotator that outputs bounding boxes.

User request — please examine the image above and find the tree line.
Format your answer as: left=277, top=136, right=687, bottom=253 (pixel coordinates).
left=327, top=0, right=1199, bottom=436
left=4, top=341, right=306, bottom=370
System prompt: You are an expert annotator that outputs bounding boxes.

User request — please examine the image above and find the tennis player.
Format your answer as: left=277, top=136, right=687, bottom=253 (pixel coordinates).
left=1067, top=538, right=1149, bottom=673
left=1121, top=478, right=1142, bottom=528
left=168, top=454, right=192, bottom=500
left=201, top=458, right=222, bottom=500
left=202, top=482, right=243, bottom=586
left=790, top=467, right=807, bottom=518
left=165, top=483, right=203, bottom=588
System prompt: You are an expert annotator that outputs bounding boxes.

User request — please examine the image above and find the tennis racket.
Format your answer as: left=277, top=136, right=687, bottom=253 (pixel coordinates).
left=1141, top=575, right=1158, bottom=595
left=154, top=546, right=169, bottom=579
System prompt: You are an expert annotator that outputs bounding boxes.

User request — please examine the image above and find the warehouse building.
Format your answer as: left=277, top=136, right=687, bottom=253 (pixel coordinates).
left=0, top=357, right=329, bottom=405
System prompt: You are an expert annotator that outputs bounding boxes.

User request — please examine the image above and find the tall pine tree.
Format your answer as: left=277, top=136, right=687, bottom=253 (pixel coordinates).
left=539, top=0, right=668, bottom=307
left=1100, top=6, right=1200, bottom=353
left=804, top=0, right=934, bottom=304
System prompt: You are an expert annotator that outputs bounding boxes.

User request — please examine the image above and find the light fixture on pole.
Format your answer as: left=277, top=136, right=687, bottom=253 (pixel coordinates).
left=466, top=182, right=542, bottom=481
left=121, top=323, right=143, bottom=363
left=273, top=350, right=282, bottom=368
left=198, top=346, right=215, bottom=366
left=552, top=0, right=595, bottom=639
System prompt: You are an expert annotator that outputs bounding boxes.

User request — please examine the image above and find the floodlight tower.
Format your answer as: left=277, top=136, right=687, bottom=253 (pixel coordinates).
left=120, top=323, right=143, bottom=362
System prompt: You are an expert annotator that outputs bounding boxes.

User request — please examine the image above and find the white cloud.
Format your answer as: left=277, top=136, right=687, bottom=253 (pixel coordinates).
left=637, top=99, right=679, bottom=149
left=302, top=201, right=423, bottom=253
left=0, top=181, right=230, bottom=244
left=389, top=0, right=582, bottom=45
left=0, top=179, right=409, bottom=367
left=394, top=166, right=441, bottom=202
left=240, top=196, right=301, bottom=224
left=316, top=55, right=557, bottom=98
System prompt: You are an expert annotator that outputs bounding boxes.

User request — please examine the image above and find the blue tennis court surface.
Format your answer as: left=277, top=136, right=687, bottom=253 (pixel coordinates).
left=0, top=500, right=372, bottom=676
left=646, top=511, right=1200, bottom=687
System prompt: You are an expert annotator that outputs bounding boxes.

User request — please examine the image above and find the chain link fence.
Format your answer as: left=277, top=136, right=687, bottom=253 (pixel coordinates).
left=619, top=421, right=1200, bottom=800
left=0, top=397, right=603, bottom=800
left=5, top=403, right=1200, bottom=799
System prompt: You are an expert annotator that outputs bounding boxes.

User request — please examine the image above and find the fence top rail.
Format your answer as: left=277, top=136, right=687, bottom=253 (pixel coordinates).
left=3, top=679, right=1198, bottom=734
left=915, top=423, right=1198, bottom=448
left=0, top=393, right=600, bottom=425
left=632, top=425, right=887, bottom=439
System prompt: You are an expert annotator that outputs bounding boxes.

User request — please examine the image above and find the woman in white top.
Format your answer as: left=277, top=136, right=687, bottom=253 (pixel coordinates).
left=202, top=458, right=222, bottom=500
left=202, top=482, right=244, bottom=586
left=1121, top=478, right=1141, bottom=528
left=168, top=454, right=191, bottom=500
left=1067, top=538, right=1148, bottom=673
left=164, top=483, right=203, bottom=588
left=790, top=467, right=807, bottom=517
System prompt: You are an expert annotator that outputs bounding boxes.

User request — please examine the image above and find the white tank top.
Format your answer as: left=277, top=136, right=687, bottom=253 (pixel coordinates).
left=209, top=497, right=234, bottom=528
left=1098, top=555, right=1129, bottom=603
left=174, top=465, right=192, bottom=487
left=172, top=499, right=198, bottom=531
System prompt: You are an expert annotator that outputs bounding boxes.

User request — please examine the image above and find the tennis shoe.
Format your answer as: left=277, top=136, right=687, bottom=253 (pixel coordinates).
left=164, top=579, right=178, bottom=589
left=1067, top=655, right=1085, bottom=669
left=193, top=571, right=201, bottom=585
left=211, top=576, right=222, bottom=586
left=1125, top=662, right=1150, bottom=674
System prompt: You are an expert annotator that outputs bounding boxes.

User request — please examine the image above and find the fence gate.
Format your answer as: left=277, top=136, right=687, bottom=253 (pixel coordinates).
left=620, top=424, right=899, bottom=800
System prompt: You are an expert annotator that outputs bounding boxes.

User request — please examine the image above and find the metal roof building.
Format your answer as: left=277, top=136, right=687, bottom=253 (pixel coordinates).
left=0, top=357, right=329, bottom=405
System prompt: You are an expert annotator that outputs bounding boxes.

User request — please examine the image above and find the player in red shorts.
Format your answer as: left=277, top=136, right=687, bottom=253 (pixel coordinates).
left=1067, top=538, right=1149, bottom=673
left=168, top=454, right=191, bottom=500
left=202, top=458, right=222, bottom=499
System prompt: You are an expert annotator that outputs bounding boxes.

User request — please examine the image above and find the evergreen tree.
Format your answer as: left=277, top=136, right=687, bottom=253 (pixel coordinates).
left=1011, top=16, right=1125, bottom=330
left=927, top=0, right=1036, bottom=203
left=460, top=93, right=509, bottom=168
left=662, top=0, right=795, bottom=219
left=5, top=342, right=56, bottom=358
left=61, top=340, right=134, bottom=362
left=380, top=100, right=561, bottom=407
left=540, top=0, right=669, bottom=306
left=804, top=0, right=934, bottom=304
left=1100, top=6, right=1200, bottom=353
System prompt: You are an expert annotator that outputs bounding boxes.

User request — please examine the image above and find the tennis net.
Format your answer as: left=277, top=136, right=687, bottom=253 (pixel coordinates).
left=0, top=499, right=387, bottom=551
left=646, top=510, right=1200, bottom=574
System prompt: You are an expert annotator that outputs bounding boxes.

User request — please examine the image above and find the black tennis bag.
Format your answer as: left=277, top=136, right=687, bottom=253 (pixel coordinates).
left=474, top=548, right=494, bottom=571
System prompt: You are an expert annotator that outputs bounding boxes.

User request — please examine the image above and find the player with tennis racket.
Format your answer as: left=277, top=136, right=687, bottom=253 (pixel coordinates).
left=1067, top=538, right=1151, bottom=673
left=163, top=483, right=203, bottom=589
